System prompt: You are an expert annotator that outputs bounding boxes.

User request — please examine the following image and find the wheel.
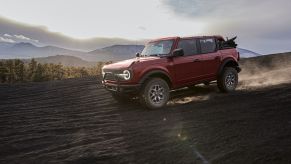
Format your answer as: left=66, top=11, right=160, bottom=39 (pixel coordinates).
left=111, top=93, right=131, bottom=103
left=217, top=67, right=238, bottom=93
left=140, top=78, right=170, bottom=109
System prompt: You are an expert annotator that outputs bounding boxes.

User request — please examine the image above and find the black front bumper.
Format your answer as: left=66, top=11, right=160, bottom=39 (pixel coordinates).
left=102, top=71, right=140, bottom=94
left=102, top=81, right=140, bottom=94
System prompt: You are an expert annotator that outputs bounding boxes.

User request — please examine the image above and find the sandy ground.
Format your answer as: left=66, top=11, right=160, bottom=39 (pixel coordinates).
left=1, top=53, right=291, bottom=164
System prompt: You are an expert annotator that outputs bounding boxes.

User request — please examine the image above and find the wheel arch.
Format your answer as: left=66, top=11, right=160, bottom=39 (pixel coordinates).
left=139, top=69, right=173, bottom=89
left=218, top=58, right=240, bottom=77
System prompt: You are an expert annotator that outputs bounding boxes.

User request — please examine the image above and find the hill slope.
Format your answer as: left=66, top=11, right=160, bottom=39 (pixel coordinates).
left=30, top=55, right=96, bottom=67
left=89, top=45, right=144, bottom=61
left=237, top=48, right=261, bottom=58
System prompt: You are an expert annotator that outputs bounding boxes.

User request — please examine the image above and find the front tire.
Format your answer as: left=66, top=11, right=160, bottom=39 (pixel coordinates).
left=217, top=67, right=238, bottom=93
left=140, top=78, right=170, bottom=109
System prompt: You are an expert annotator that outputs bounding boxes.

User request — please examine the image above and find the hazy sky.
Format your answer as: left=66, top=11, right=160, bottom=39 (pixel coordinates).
left=0, top=0, right=205, bottom=39
left=0, top=0, right=291, bottom=53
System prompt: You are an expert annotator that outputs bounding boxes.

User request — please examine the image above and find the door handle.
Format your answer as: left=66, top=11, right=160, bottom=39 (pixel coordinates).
left=193, top=59, right=201, bottom=62
left=215, top=56, right=220, bottom=60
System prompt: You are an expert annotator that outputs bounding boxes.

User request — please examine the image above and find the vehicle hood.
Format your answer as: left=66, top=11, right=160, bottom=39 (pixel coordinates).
left=103, top=57, right=159, bottom=70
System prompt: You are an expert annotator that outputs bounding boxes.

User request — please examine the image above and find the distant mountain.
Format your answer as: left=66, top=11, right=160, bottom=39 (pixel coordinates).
left=237, top=48, right=261, bottom=58
left=89, top=45, right=144, bottom=61
left=0, top=42, right=102, bottom=62
left=0, top=42, right=85, bottom=58
left=30, top=55, right=96, bottom=67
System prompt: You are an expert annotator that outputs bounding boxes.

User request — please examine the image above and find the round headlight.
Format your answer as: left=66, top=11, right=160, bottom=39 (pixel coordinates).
left=123, top=70, right=131, bottom=80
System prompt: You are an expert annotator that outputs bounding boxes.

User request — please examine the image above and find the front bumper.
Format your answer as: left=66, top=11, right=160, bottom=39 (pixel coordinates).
left=102, top=72, right=140, bottom=94
left=102, top=81, right=140, bottom=94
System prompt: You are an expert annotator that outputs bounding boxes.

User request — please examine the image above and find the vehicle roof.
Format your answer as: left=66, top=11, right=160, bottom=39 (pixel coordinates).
left=149, top=35, right=225, bottom=42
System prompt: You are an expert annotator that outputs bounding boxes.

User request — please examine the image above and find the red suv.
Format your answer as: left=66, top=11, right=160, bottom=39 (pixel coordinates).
left=102, top=36, right=241, bottom=109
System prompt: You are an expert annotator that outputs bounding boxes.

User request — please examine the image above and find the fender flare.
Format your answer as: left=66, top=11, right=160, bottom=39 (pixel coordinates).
left=139, top=69, right=172, bottom=87
left=217, top=58, right=240, bottom=76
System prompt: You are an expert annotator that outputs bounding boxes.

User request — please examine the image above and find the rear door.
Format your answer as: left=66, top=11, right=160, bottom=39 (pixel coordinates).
left=172, top=38, right=205, bottom=86
left=199, top=38, right=221, bottom=78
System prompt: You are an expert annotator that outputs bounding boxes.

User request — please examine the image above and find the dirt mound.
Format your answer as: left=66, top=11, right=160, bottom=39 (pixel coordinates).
left=1, top=53, right=291, bottom=164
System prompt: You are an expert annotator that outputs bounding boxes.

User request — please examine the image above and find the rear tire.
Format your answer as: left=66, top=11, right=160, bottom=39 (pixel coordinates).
left=217, top=67, right=238, bottom=93
left=139, top=78, right=170, bottom=109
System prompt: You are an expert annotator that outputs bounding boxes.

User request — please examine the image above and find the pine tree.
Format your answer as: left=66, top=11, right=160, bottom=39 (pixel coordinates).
left=0, top=61, right=8, bottom=83
left=28, top=59, right=37, bottom=81
left=34, top=63, right=43, bottom=82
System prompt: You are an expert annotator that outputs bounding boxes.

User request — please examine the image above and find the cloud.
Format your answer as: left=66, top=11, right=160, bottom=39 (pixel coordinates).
left=4, top=34, right=12, bottom=37
left=0, top=36, right=15, bottom=43
left=14, top=35, right=29, bottom=40
left=161, top=0, right=291, bottom=54
left=0, top=16, right=146, bottom=51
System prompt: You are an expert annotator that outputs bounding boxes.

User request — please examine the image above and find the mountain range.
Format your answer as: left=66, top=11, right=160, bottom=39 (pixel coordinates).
left=0, top=42, right=261, bottom=66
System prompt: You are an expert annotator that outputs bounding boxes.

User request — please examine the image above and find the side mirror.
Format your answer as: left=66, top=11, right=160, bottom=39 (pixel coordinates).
left=136, top=52, right=140, bottom=57
left=172, top=48, right=184, bottom=57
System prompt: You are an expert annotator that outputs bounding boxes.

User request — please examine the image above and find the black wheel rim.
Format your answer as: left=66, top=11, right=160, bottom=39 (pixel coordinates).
left=148, top=84, right=165, bottom=104
left=225, top=72, right=236, bottom=89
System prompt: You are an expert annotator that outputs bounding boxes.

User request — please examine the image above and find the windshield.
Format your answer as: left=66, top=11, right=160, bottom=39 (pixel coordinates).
left=141, top=40, right=173, bottom=57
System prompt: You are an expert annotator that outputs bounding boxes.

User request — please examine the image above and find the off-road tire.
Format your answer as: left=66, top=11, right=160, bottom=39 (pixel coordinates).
left=217, top=67, right=238, bottom=93
left=140, top=78, right=170, bottom=109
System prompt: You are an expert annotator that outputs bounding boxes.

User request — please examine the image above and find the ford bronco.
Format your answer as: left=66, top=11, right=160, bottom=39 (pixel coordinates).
left=102, top=36, right=241, bottom=109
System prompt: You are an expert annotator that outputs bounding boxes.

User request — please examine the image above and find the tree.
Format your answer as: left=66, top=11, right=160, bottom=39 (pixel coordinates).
left=14, top=59, right=25, bottom=82
left=34, top=63, right=43, bottom=82
left=0, top=61, right=8, bottom=83
left=28, top=59, right=37, bottom=81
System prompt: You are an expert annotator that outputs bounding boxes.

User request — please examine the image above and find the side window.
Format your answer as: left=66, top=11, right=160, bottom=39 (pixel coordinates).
left=200, top=38, right=216, bottom=53
left=177, top=39, right=198, bottom=56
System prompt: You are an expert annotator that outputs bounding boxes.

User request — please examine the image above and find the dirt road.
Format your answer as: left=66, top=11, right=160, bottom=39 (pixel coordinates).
left=1, top=53, right=291, bottom=163
left=1, top=77, right=291, bottom=164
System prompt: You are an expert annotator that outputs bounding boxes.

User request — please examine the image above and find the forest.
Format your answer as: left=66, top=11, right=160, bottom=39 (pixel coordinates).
left=0, top=59, right=108, bottom=83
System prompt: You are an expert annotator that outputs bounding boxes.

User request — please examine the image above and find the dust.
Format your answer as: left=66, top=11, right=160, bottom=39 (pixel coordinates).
left=239, top=53, right=291, bottom=89
left=168, top=94, right=210, bottom=105
left=168, top=53, right=291, bottom=105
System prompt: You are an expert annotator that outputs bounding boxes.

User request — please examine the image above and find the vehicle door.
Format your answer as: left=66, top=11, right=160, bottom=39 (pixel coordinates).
left=199, top=38, right=221, bottom=78
left=172, top=38, right=205, bottom=86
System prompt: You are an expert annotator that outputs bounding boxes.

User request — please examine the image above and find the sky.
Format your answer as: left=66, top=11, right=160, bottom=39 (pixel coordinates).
left=0, top=0, right=291, bottom=53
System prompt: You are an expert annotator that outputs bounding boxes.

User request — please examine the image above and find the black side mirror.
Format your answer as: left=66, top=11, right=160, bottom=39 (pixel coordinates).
left=172, top=48, right=184, bottom=57
left=136, top=52, right=140, bottom=57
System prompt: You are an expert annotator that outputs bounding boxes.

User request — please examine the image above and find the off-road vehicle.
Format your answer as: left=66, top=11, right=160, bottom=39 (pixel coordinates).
left=102, top=36, right=241, bottom=109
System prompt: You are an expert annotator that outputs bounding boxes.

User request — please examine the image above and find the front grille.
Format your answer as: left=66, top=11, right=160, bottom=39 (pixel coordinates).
left=103, top=69, right=122, bottom=81
left=104, top=72, right=116, bottom=81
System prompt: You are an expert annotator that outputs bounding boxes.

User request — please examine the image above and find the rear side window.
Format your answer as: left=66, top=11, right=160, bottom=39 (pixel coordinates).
left=177, top=39, right=198, bottom=56
left=200, top=38, right=216, bottom=53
